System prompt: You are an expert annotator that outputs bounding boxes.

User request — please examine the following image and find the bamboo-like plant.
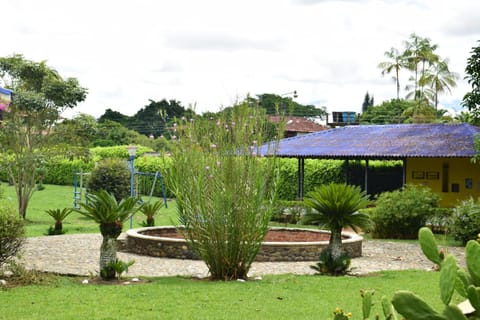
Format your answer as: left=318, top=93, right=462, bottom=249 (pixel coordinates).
left=74, top=190, right=141, bottom=280
left=167, top=102, right=282, bottom=280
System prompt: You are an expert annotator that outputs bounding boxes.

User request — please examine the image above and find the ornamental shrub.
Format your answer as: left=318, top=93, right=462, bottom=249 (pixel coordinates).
left=0, top=204, right=25, bottom=265
left=88, top=158, right=130, bottom=201
left=371, top=184, right=441, bottom=239
left=167, top=103, right=282, bottom=280
left=451, top=197, right=480, bottom=245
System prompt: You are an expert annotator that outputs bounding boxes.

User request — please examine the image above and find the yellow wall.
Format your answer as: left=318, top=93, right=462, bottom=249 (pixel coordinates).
left=406, top=157, right=480, bottom=207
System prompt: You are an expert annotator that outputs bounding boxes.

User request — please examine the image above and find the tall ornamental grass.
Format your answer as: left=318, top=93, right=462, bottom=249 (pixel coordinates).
left=167, top=103, right=281, bottom=280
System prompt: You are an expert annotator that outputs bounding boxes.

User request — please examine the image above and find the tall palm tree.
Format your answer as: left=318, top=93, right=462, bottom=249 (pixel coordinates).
left=74, top=190, right=141, bottom=279
left=403, top=33, right=439, bottom=100
left=301, top=183, right=372, bottom=260
left=378, top=47, right=405, bottom=100
left=422, top=59, right=459, bottom=110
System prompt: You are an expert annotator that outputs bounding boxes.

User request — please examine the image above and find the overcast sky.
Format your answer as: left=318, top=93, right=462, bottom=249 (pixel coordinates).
left=2, top=0, right=479, bottom=119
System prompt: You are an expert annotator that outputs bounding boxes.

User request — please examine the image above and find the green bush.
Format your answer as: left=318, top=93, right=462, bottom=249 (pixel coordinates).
left=0, top=204, right=25, bottom=265
left=451, top=197, right=480, bottom=245
left=88, top=158, right=131, bottom=201
left=371, top=184, right=441, bottom=239
left=43, top=157, right=95, bottom=185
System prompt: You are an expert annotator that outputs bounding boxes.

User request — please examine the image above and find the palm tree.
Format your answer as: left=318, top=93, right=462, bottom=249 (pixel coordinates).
left=403, top=33, right=439, bottom=100
left=74, top=190, right=141, bottom=279
left=301, top=183, right=372, bottom=261
left=45, top=208, right=72, bottom=235
left=422, top=59, right=459, bottom=110
left=378, top=47, right=406, bottom=100
left=140, top=200, right=164, bottom=227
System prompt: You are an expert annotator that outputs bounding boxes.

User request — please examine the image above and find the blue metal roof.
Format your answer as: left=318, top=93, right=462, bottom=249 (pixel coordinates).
left=0, top=87, right=13, bottom=96
left=260, top=123, right=480, bottom=159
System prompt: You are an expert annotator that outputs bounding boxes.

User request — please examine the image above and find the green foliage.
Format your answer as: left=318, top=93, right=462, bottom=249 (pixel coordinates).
left=419, top=227, right=445, bottom=269
left=0, top=54, right=87, bottom=219
left=45, top=208, right=72, bottom=235
left=168, top=102, right=282, bottom=280
left=451, top=197, right=480, bottom=245
left=88, top=158, right=130, bottom=201
left=463, top=41, right=480, bottom=118
left=74, top=190, right=141, bottom=236
left=101, top=258, right=135, bottom=280
left=371, top=184, right=441, bottom=239
left=302, top=183, right=372, bottom=261
left=311, top=248, right=351, bottom=276
left=360, top=99, right=417, bottom=124
left=139, top=200, right=164, bottom=227
left=90, top=145, right=153, bottom=160
left=0, top=204, right=24, bottom=265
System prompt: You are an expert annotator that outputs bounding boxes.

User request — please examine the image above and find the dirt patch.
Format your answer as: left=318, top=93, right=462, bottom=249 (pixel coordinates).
left=141, top=228, right=343, bottom=242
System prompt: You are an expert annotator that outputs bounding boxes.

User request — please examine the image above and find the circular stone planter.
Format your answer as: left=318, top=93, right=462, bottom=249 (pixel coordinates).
left=124, top=226, right=363, bottom=262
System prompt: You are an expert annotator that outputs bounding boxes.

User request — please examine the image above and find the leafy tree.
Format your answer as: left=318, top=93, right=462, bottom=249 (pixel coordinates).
left=463, top=40, right=480, bottom=118
left=256, top=93, right=327, bottom=118
left=52, top=113, right=98, bottom=147
left=98, top=108, right=129, bottom=126
left=0, top=54, right=87, bottom=218
left=301, top=183, right=372, bottom=262
left=378, top=47, right=406, bottom=100
left=360, top=99, right=413, bottom=124
left=361, top=92, right=374, bottom=113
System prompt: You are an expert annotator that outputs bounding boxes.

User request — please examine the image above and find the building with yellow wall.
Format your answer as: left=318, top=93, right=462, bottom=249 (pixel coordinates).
left=261, top=123, right=480, bottom=207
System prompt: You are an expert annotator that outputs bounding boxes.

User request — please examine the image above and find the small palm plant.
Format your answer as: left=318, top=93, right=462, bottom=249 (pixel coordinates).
left=301, top=183, right=372, bottom=275
left=74, top=190, right=141, bottom=280
left=45, top=208, right=72, bottom=235
left=140, top=200, right=164, bottom=227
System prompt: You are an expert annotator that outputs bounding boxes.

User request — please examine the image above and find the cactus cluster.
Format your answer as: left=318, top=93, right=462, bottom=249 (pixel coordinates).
left=331, top=227, right=480, bottom=319
left=392, top=227, right=480, bottom=319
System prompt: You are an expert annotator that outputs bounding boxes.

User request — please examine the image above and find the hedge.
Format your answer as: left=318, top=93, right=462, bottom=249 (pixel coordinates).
left=1, top=146, right=404, bottom=200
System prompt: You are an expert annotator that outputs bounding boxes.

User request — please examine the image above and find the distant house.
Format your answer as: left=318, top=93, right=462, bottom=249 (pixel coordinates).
left=260, top=123, right=480, bottom=207
left=269, top=116, right=328, bottom=138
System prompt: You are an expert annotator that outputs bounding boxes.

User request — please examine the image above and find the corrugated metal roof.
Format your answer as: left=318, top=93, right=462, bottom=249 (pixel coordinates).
left=260, top=123, right=480, bottom=159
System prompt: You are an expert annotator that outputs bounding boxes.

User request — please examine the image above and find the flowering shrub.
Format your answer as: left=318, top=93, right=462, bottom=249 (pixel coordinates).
left=167, top=103, right=282, bottom=280
left=451, top=197, right=480, bottom=245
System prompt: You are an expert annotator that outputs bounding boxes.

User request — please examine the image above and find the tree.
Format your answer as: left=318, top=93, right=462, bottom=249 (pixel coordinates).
left=463, top=40, right=480, bottom=118
left=255, top=93, right=327, bottom=118
left=403, top=33, right=439, bottom=100
left=378, top=47, right=406, bottom=100
left=360, top=99, right=414, bottom=124
left=301, top=183, right=372, bottom=264
left=0, top=54, right=87, bottom=218
left=361, top=92, right=374, bottom=113
left=421, top=58, right=458, bottom=110
left=74, top=190, right=141, bottom=280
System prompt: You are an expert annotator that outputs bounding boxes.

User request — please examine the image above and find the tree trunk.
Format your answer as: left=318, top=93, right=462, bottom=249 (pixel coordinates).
left=99, top=235, right=117, bottom=279
left=329, top=227, right=343, bottom=260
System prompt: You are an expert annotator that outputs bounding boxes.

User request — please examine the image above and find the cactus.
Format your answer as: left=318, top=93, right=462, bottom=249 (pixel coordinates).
left=361, top=289, right=375, bottom=318
left=381, top=296, right=397, bottom=320
left=440, top=255, right=458, bottom=305
left=419, top=227, right=444, bottom=269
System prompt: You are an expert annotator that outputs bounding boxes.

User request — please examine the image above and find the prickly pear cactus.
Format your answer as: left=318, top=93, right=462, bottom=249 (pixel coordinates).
left=419, top=227, right=444, bottom=269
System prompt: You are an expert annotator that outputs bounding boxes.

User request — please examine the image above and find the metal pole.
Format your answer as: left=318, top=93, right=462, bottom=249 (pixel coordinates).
left=129, top=155, right=135, bottom=229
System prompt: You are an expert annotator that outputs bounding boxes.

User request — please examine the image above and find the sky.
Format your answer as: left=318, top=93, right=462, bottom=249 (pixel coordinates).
left=2, top=0, right=479, bottom=119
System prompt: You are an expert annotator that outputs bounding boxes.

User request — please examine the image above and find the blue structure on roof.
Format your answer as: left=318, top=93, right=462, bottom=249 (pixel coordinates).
left=260, top=123, right=480, bottom=159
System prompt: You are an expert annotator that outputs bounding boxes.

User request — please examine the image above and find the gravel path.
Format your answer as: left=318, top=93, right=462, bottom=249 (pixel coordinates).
left=19, top=234, right=466, bottom=278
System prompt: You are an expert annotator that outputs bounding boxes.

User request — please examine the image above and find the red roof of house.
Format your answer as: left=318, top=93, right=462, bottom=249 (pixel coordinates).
left=269, top=116, right=327, bottom=133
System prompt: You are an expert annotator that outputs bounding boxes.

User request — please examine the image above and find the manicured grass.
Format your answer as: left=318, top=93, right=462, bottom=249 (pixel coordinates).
left=0, top=184, right=179, bottom=237
left=0, top=271, right=462, bottom=320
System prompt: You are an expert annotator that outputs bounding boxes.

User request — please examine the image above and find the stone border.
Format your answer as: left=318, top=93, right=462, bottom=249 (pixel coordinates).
left=123, top=226, right=363, bottom=262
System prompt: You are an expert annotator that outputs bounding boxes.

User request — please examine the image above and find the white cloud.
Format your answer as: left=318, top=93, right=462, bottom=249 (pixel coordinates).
left=1, top=0, right=479, bottom=118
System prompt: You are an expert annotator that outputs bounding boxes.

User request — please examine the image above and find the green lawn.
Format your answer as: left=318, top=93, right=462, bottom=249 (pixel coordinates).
left=0, top=271, right=461, bottom=320
left=0, top=184, right=179, bottom=237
